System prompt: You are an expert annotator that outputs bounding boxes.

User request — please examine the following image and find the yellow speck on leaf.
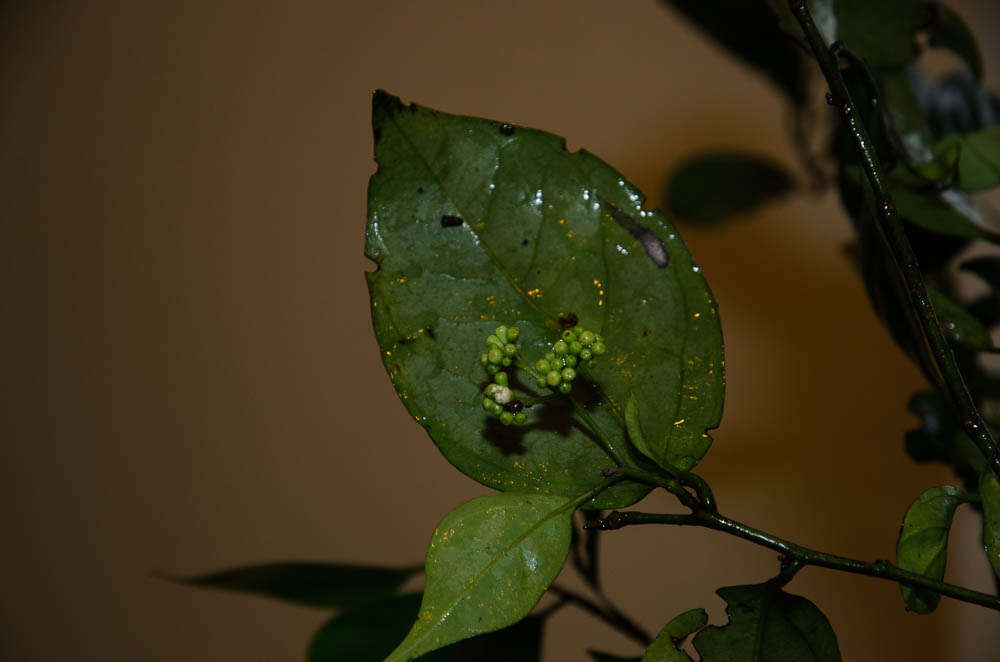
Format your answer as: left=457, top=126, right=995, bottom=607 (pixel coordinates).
left=673, top=418, right=686, bottom=425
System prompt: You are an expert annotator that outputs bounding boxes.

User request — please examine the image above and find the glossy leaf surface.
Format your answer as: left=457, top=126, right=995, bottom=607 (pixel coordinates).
left=174, top=562, right=418, bottom=609
left=692, top=583, right=841, bottom=661
left=981, top=471, right=1000, bottom=581
left=665, top=153, right=793, bottom=223
left=308, top=593, right=543, bottom=662
left=896, top=485, right=972, bottom=613
left=367, top=91, right=724, bottom=498
left=935, top=127, right=1000, bottom=192
left=642, top=608, right=707, bottom=662
left=385, top=493, right=574, bottom=661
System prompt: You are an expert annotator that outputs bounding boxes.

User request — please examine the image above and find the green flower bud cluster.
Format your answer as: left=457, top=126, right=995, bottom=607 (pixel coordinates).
left=532, top=325, right=605, bottom=394
left=479, top=324, right=521, bottom=375
left=480, top=326, right=527, bottom=425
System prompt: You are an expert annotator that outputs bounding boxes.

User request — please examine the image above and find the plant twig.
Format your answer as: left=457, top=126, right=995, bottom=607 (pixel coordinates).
left=593, top=509, right=1000, bottom=612
left=548, top=584, right=652, bottom=647
left=789, top=0, right=1000, bottom=482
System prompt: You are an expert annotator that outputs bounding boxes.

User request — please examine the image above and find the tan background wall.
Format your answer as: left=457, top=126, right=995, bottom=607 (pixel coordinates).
left=5, top=1, right=1000, bottom=660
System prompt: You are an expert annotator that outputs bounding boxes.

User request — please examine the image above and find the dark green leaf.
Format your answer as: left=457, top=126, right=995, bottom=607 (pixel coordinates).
left=881, top=71, right=936, bottom=164
left=368, top=91, right=725, bottom=492
left=927, top=287, right=994, bottom=351
left=928, top=4, right=983, bottom=82
left=934, top=127, right=1000, bottom=192
left=385, top=492, right=575, bottom=661
left=308, top=593, right=543, bottom=662
left=962, top=257, right=1000, bottom=327
left=980, top=471, right=1000, bottom=581
left=662, top=1, right=806, bottom=102
left=834, top=0, right=923, bottom=68
left=692, top=582, right=841, bottom=661
left=665, top=153, right=793, bottom=223
left=171, top=562, right=419, bottom=609
left=642, top=608, right=707, bottom=661
left=625, top=392, right=656, bottom=464
left=896, top=485, right=973, bottom=613
left=904, top=390, right=986, bottom=489
left=588, top=652, right=642, bottom=662
left=767, top=0, right=836, bottom=50
left=892, top=182, right=990, bottom=239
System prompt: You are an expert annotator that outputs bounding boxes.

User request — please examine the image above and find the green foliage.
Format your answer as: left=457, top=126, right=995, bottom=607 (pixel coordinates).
left=308, top=594, right=543, bottom=662
left=690, top=581, right=841, bottom=661
left=664, top=153, right=794, bottom=223
left=896, top=485, right=973, bottom=613
left=385, top=493, right=576, bottom=661
left=641, top=608, right=707, bottom=662
left=934, top=127, right=1000, bottom=191
left=981, top=471, right=1000, bottom=581
left=367, top=90, right=724, bottom=496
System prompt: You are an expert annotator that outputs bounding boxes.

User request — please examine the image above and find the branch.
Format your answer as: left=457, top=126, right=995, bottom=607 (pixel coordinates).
left=592, top=509, right=1000, bottom=612
left=789, top=0, right=1000, bottom=482
left=548, top=584, right=652, bottom=647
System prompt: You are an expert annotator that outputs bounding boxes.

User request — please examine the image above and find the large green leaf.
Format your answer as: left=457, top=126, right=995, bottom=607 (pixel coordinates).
left=385, top=492, right=575, bottom=661
left=308, top=593, right=543, bottom=662
left=981, top=471, right=1000, bottom=581
left=895, top=485, right=973, bottom=613
left=665, top=152, right=793, bottom=223
left=367, top=91, right=725, bottom=496
left=692, top=583, right=841, bottom=661
left=934, top=127, right=1000, bottom=192
left=642, top=608, right=707, bottom=662
left=172, top=562, right=419, bottom=609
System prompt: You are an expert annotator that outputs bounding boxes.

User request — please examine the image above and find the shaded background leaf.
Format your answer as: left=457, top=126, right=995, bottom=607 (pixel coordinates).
left=664, top=153, right=794, bottom=224
left=308, top=593, right=543, bottom=662
left=170, top=562, right=419, bottom=609
left=980, top=471, right=1000, bottom=582
left=642, top=608, right=706, bottom=662
left=693, top=582, right=841, bottom=662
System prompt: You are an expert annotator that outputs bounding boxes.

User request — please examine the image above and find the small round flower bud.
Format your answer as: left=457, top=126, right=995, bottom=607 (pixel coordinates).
left=545, top=352, right=556, bottom=362
left=494, top=325, right=508, bottom=343
left=579, top=348, right=592, bottom=361
left=561, top=329, right=575, bottom=341
left=501, top=357, right=511, bottom=367
left=480, top=353, right=489, bottom=366
left=503, top=343, right=517, bottom=357
left=500, top=411, right=514, bottom=425
left=579, top=330, right=595, bottom=346
left=487, top=347, right=503, bottom=364
left=565, top=355, right=577, bottom=367
left=494, top=371, right=508, bottom=387
left=486, top=383, right=513, bottom=404
left=506, top=326, right=520, bottom=342
left=561, top=367, right=576, bottom=382
left=487, top=363, right=500, bottom=375
left=514, top=412, right=527, bottom=425
left=486, top=334, right=503, bottom=349
left=491, top=402, right=503, bottom=416
left=569, top=341, right=583, bottom=355
left=591, top=341, right=606, bottom=356
left=536, top=376, right=547, bottom=388
left=546, top=370, right=561, bottom=387
left=535, top=359, right=550, bottom=373
left=553, top=340, right=569, bottom=356
left=482, top=397, right=496, bottom=411
left=558, top=381, right=573, bottom=394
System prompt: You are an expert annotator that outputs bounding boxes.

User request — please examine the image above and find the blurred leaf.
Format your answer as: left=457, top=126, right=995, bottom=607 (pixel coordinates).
left=692, top=582, right=842, bottom=661
left=881, top=71, right=936, bottom=164
left=914, top=141, right=961, bottom=186
left=905, top=390, right=985, bottom=489
left=962, top=257, right=1000, bottom=326
left=914, top=70, right=1000, bottom=139
left=173, top=562, right=419, bottom=609
left=588, top=652, right=642, bottom=662
left=642, top=608, right=707, bottom=661
left=891, top=179, right=990, bottom=239
left=767, top=0, right=836, bottom=50
left=834, top=0, right=922, bottom=68
left=369, top=91, right=724, bottom=487
left=896, top=485, right=973, bottom=613
left=980, top=471, right=1000, bottom=581
left=385, top=493, right=574, bottom=661
left=663, top=1, right=806, bottom=102
left=308, top=593, right=543, bottom=662
left=927, top=287, right=994, bottom=351
left=927, top=4, right=983, bottom=82
left=665, top=153, right=793, bottom=223
left=934, top=127, right=1000, bottom=191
